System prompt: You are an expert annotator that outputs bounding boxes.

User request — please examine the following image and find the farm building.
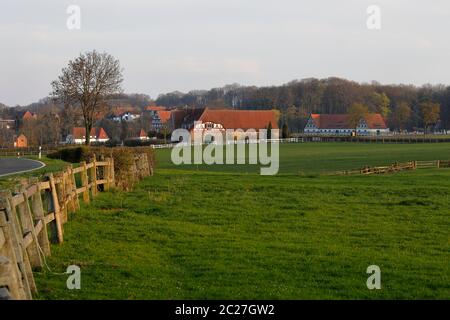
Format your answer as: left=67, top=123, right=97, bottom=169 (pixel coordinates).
left=304, top=113, right=389, bottom=136
left=170, top=108, right=279, bottom=142
left=66, top=127, right=110, bottom=144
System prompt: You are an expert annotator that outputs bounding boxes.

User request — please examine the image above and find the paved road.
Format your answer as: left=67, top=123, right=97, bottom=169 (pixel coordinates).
left=0, top=158, right=45, bottom=177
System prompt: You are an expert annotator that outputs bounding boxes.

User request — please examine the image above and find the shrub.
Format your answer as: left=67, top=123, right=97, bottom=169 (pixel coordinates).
left=48, top=146, right=155, bottom=190
left=47, top=146, right=91, bottom=163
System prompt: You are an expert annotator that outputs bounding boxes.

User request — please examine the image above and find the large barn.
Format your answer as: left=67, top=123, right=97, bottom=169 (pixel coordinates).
left=170, top=108, right=279, bottom=142
left=304, top=113, right=389, bottom=136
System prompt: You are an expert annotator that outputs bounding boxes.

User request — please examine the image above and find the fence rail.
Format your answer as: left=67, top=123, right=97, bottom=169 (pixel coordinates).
left=335, top=159, right=449, bottom=176
left=0, top=153, right=152, bottom=300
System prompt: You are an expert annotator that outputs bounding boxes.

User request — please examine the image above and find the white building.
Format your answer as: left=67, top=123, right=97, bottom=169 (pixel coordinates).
left=304, top=113, right=390, bottom=136
left=112, top=111, right=141, bottom=123
left=66, top=127, right=110, bottom=144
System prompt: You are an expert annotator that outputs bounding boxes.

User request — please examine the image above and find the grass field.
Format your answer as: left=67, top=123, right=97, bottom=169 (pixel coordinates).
left=158, top=142, right=450, bottom=174
left=34, top=143, right=450, bottom=299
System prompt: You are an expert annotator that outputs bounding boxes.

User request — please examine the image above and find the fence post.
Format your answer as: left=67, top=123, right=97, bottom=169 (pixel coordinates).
left=109, top=157, right=115, bottom=189
left=55, top=172, right=67, bottom=224
left=90, top=157, right=98, bottom=197
left=0, top=198, right=30, bottom=299
left=17, top=188, right=43, bottom=269
left=437, top=160, right=441, bottom=168
left=104, top=158, right=111, bottom=192
left=30, top=185, right=51, bottom=257
left=80, top=161, right=90, bottom=203
left=46, top=173, right=63, bottom=244
left=0, top=256, right=20, bottom=300
left=70, top=164, right=80, bottom=211
left=0, top=191, right=35, bottom=297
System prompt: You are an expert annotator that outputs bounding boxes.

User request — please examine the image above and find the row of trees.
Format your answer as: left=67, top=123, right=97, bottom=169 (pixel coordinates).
left=156, top=78, right=448, bottom=133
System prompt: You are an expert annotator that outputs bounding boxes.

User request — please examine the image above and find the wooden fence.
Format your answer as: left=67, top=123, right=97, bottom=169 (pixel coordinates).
left=0, top=153, right=152, bottom=300
left=336, top=160, right=450, bottom=176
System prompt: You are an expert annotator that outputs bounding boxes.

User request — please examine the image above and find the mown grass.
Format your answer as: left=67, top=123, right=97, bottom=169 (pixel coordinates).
left=34, top=143, right=450, bottom=299
left=0, top=156, right=69, bottom=190
left=157, top=142, right=450, bottom=174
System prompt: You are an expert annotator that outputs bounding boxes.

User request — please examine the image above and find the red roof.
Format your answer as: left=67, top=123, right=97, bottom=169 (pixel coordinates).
left=157, top=110, right=172, bottom=123
left=22, top=111, right=36, bottom=120
left=112, top=106, right=140, bottom=117
left=72, top=127, right=109, bottom=139
left=198, top=109, right=278, bottom=130
left=310, top=114, right=387, bottom=129
left=139, top=129, right=147, bottom=138
left=364, top=114, right=388, bottom=129
left=145, top=106, right=166, bottom=111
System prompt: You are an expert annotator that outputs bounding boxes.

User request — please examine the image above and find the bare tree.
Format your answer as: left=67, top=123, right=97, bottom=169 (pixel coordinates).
left=51, top=50, right=123, bottom=145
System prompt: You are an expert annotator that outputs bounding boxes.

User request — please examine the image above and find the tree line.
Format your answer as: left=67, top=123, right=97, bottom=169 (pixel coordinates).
left=156, top=78, right=448, bottom=133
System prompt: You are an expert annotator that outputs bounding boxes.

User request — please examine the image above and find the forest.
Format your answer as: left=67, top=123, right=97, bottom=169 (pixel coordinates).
left=156, top=77, right=450, bottom=132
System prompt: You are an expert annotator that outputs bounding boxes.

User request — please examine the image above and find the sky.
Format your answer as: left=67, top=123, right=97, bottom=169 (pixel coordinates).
left=1, top=0, right=450, bottom=106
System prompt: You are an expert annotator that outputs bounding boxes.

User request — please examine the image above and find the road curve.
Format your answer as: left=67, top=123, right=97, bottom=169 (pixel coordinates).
left=0, top=158, right=46, bottom=177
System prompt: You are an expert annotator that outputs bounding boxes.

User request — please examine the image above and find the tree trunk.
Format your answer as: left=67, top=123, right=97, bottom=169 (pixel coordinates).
left=85, top=124, right=92, bottom=146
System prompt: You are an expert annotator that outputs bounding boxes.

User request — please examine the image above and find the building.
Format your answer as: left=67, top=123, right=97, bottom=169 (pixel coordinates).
left=0, top=119, right=15, bottom=130
left=304, top=113, right=389, bottom=136
left=151, top=110, right=172, bottom=132
left=170, top=108, right=279, bottom=142
left=111, top=111, right=141, bottom=122
left=66, top=127, right=110, bottom=144
left=14, top=134, right=28, bottom=148
left=22, top=111, right=37, bottom=121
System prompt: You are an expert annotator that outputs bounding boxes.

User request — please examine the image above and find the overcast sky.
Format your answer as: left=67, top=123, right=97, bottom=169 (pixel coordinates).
left=1, top=0, right=450, bottom=106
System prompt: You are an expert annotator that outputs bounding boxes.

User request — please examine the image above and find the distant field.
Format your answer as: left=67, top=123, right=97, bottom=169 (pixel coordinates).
left=157, top=142, right=450, bottom=174
left=34, top=142, right=450, bottom=299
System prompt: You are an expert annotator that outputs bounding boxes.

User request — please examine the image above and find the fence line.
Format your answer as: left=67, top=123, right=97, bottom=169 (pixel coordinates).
left=0, top=153, right=152, bottom=300
left=0, top=148, right=57, bottom=157
left=335, top=159, right=450, bottom=176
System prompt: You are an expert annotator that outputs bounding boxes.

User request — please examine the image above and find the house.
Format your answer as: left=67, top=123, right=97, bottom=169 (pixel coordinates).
left=151, top=110, right=172, bottom=132
left=0, top=119, right=15, bottom=130
left=112, top=111, right=141, bottom=122
left=66, top=127, right=110, bottom=144
left=137, top=129, right=149, bottom=140
left=170, top=108, right=279, bottom=142
left=170, top=108, right=205, bottom=131
left=304, top=113, right=389, bottom=136
left=22, top=111, right=37, bottom=121
left=14, top=134, right=28, bottom=148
